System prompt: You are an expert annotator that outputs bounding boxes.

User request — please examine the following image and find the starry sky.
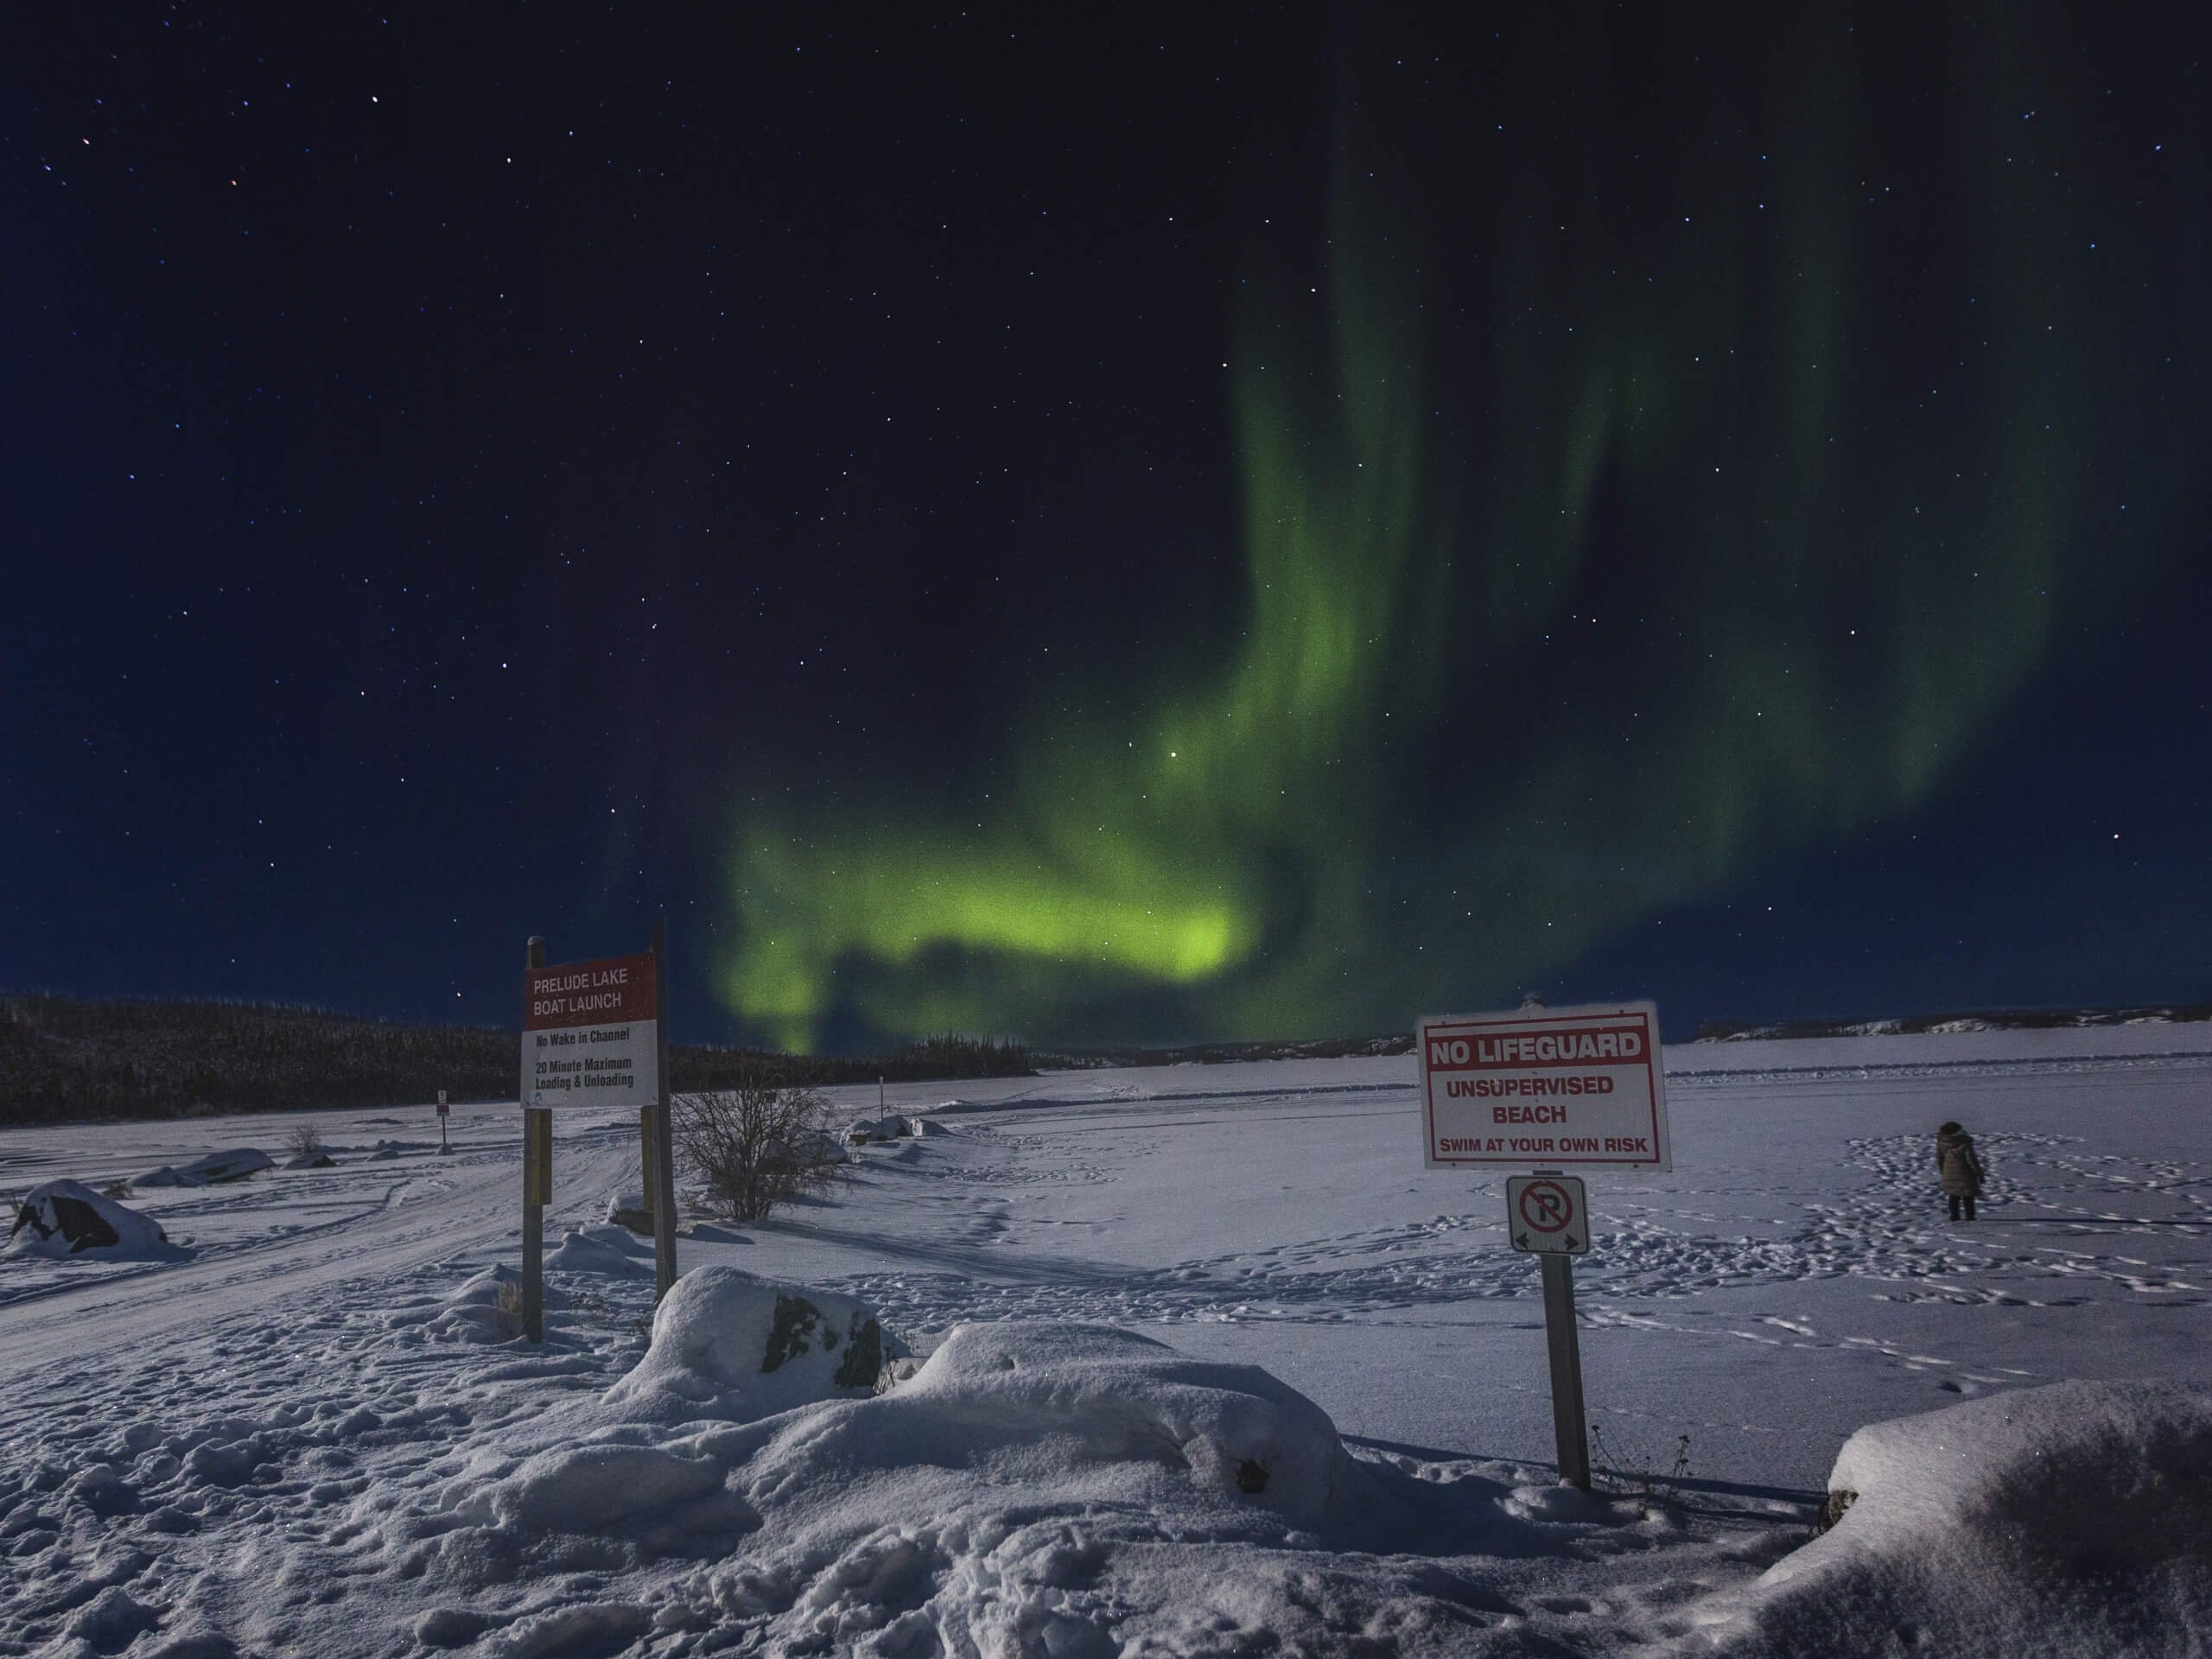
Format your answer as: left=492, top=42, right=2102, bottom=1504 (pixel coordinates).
left=4, top=3, right=2208, bottom=1050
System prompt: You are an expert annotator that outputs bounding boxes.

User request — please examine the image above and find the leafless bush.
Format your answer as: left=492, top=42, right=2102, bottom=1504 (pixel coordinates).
left=493, top=1280, right=524, bottom=1338
left=1590, top=1423, right=1694, bottom=1514
left=285, top=1122, right=326, bottom=1160
left=673, top=1085, right=848, bottom=1222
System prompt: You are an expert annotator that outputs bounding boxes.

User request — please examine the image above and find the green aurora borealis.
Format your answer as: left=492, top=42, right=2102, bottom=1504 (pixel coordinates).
left=721, top=11, right=2200, bottom=1051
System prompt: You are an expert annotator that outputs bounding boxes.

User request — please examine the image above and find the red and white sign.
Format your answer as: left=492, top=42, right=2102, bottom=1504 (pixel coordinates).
left=523, top=950, right=659, bottom=1109
left=436, top=1090, right=448, bottom=1117
left=1419, top=1001, right=1670, bottom=1170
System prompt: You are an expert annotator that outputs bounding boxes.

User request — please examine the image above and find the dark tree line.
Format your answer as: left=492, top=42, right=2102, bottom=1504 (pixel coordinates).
left=0, top=995, right=1030, bottom=1128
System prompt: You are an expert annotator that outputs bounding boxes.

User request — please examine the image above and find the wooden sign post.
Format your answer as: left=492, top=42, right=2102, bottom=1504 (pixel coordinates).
left=1508, top=1173, right=1593, bottom=1490
left=522, top=936, right=549, bottom=1342
left=520, top=927, right=678, bottom=1343
left=649, top=918, right=677, bottom=1302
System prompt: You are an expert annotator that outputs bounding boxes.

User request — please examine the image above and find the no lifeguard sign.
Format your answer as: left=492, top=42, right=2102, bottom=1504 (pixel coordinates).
left=523, top=950, right=660, bottom=1109
left=1419, top=1001, right=1671, bottom=1171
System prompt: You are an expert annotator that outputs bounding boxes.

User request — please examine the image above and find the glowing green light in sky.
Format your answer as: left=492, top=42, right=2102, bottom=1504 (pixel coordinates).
left=721, top=20, right=2176, bottom=1050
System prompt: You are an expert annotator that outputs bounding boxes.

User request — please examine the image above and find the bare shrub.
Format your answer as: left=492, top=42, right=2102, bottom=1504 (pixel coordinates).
left=493, top=1279, right=524, bottom=1338
left=673, top=1085, right=848, bottom=1222
left=285, top=1121, right=326, bottom=1160
left=1590, top=1423, right=1694, bottom=1514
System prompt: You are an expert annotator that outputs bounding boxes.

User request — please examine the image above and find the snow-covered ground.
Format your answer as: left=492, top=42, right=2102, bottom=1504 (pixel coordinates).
left=1, top=1029, right=2206, bottom=1656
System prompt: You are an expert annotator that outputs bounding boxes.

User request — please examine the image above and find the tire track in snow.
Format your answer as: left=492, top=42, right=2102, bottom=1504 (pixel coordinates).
left=0, top=1129, right=641, bottom=1383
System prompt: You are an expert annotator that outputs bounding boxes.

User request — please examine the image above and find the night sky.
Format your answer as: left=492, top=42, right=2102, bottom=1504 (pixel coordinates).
left=5, top=4, right=2208, bottom=1050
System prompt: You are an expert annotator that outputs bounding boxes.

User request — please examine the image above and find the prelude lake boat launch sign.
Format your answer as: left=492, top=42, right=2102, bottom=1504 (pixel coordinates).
left=1418, top=1001, right=1671, bottom=1170
left=523, top=950, right=659, bottom=1109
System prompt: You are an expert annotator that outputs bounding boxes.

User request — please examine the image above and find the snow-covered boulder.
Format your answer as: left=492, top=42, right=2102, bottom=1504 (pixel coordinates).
left=140, top=1147, right=274, bottom=1187
left=7, top=1179, right=178, bottom=1260
left=180, top=1147, right=274, bottom=1182
left=854, top=1322, right=1351, bottom=1526
left=848, top=1114, right=947, bottom=1144
left=603, top=1266, right=895, bottom=1422
left=604, top=1191, right=654, bottom=1233
left=1699, top=1379, right=2212, bottom=1656
left=545, top=1229, right=647, bottom=1275
left=282, top=1150, right=337, bottom=1169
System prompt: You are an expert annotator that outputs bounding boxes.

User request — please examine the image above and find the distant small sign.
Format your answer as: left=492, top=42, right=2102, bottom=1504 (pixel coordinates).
left=523, top=950, right=659, bottom=1109
left=1506, top=1173, right=1590, bottom=1255
left=436, top=1090, right=449, bottom=1117
left=1420, top=1001, right=1670, bottom=1169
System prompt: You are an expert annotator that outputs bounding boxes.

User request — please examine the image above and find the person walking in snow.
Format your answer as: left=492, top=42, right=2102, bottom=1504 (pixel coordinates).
left=1936, top=1121, right=1984, bottom=1222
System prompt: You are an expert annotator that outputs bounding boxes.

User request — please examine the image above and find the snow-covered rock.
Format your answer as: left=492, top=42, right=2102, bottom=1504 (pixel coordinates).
left=544, top=1229, right=648, bottom=1275
left=140, top=1148, right=274, bottom=1187
left=1696, top=1378, right=2212, bottom=1656
left=581, top=1321, right=1364, bottom=1647
left=179, top=1147, right=274, bottom=1182
left=848, top=1113, right=947, bottom=1143
left=6, top=1179, right=178, bottom=1260
left=602, top=1266, right=893, bottom=1422
left=603, top=1190, right=654, bottom=1233
left=856, top=1321, right=1351, bottom=1525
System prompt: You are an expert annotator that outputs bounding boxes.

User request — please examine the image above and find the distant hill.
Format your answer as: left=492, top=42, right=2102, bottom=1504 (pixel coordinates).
left=1693, top=1003, right=2212, bottom=1042
left=0, top=995, right=1030, bottom=1127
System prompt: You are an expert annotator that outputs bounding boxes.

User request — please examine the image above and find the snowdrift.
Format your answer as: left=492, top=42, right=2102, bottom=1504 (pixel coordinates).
left=1696, top=1378, right=2212, bottom=1656
left=400, top=1293, right=1366, bottom=1651
left=398, top=1263, right=562, bottom=1344
left=5, top=1179, right=180, bottom=1260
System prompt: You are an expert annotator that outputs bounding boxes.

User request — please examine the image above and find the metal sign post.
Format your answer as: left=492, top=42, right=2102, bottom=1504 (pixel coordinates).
left=1509, top=1172, right=1592, bottom=1491
left=436, top=1088, right=449, bottom=1154
left=1540, top=1255, right=1591, bottom=1491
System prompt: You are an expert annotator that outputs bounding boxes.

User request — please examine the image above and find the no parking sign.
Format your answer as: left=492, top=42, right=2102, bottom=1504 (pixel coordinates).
left=1506, top=1173, right=1589, bottom=1255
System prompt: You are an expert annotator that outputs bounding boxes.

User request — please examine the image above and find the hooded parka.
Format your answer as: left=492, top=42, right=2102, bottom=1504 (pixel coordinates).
left=1936, top=1125, right=1984, bottom=1198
